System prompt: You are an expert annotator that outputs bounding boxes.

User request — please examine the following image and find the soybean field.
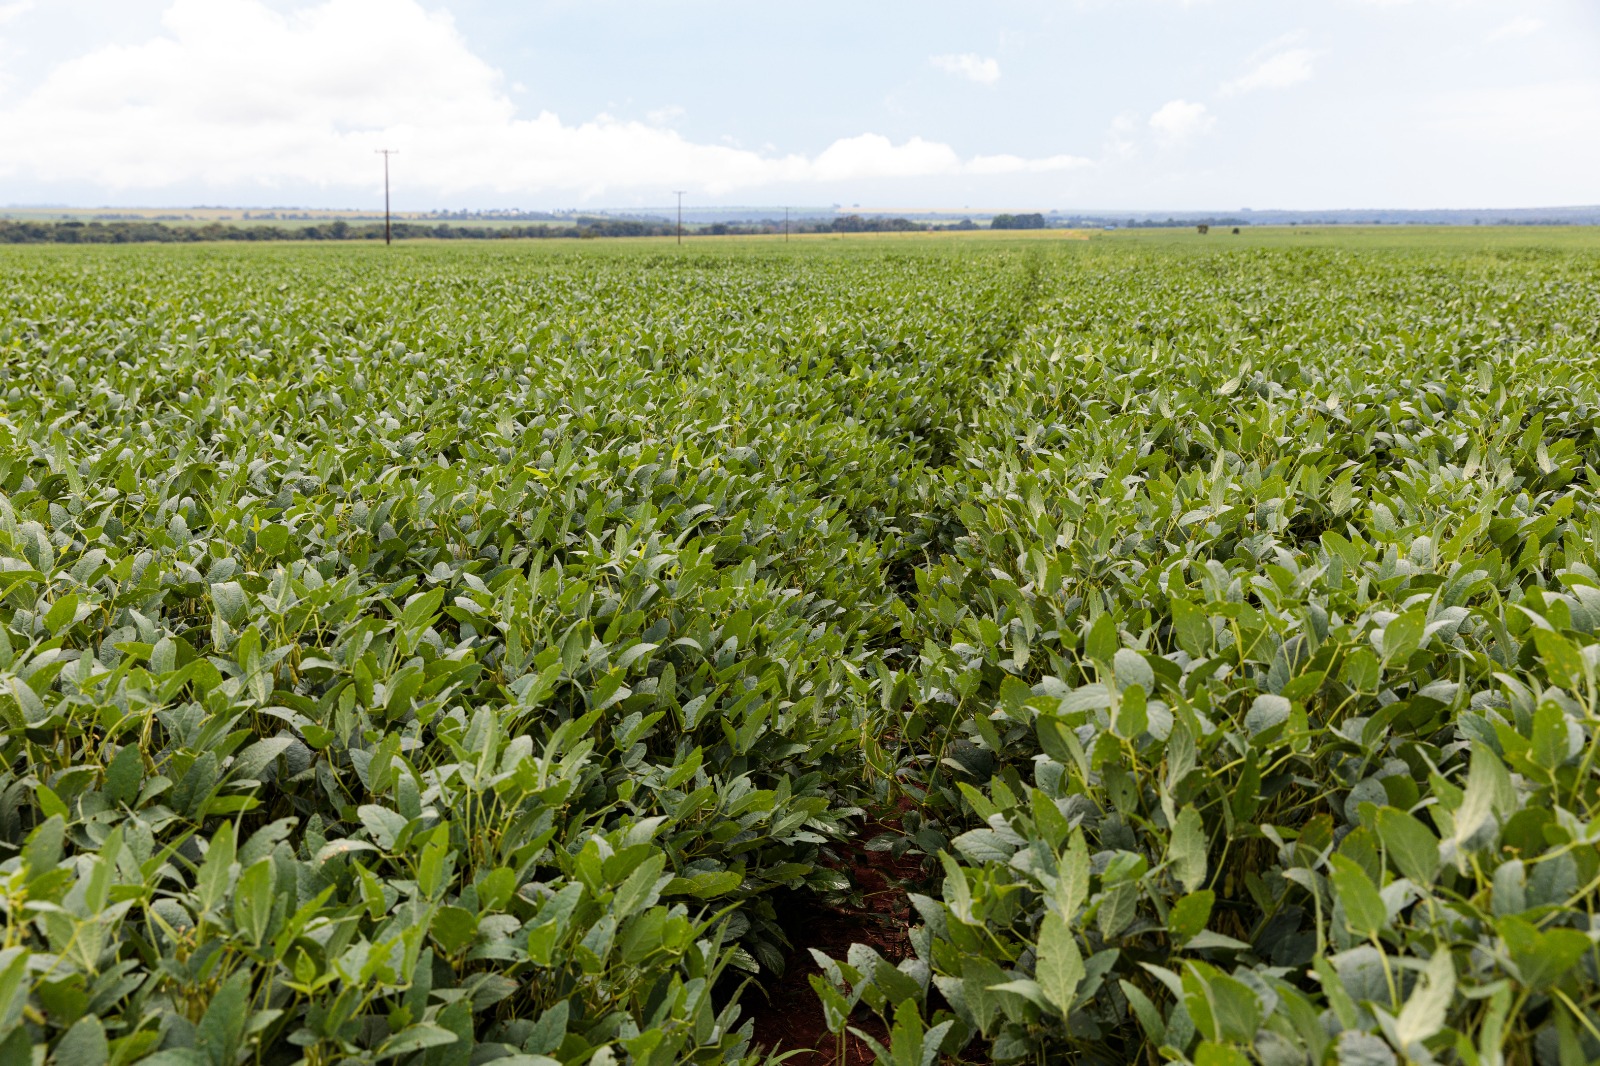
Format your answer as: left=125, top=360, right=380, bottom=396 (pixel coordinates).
left=3, top=229, right=1600, bottom=1066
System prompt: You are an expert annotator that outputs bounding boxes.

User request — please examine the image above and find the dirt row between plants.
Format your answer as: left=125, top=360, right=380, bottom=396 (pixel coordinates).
left=749, top=819, right=927, bottom=1064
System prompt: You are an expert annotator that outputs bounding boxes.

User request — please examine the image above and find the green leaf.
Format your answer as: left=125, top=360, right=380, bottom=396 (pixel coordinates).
left=1085, top=613, right=1118, bottom=663
left=1530, top=700, right=1570, bottom=772
left=22, top=816, right=64, bottom=878
left=232, top=859, right=275, bottom=947
left=150, top=636, right=178, bottom=675
left=54, top=1017, right=109, bottom=1066
left=358, top=804, right=409, bottom=851
left=1381, top=610, right=1425, bottom=662
left=232, top=736, right=292, bottom=781
left=1119, top=979, right=1166, bottom=1044
left=663, top=870, right=742, bottom=898
left=103, top=744, right=143, bottom=807
left=611, top=852, right=667, bottom=919
left=1170, top=596, right=1210, bottom=658
left=1035, top=911, right=1084, bottom=1014
left=1113, top=648, right=1154, bottom=691
left=1168, top=890, right=1215, bottom=943
left=1452, top=743, right=1510, bottom=848
left=1097, top=880, right=1138, bottom=939
left=171, top=751, right=219, bottom=819
left=35, top=784, right=69, bottom=821
left=1374, top=807, right=1440, bottom=886
left=1055, top=828, right=1089, bottom=919
left=1185, top=930, right=1252, bottom=951
left=210, top=581, right=246, bottom=625
left=953, top=828, right=1018, bottom=865
left=196, top=970, right=250, bottom=1066
left=256, top=523, right=290, bottom=558
left=1342, top=648, right=1381, bottom=691
left=523, top=1000, right=569, bottom=1055
left=988, top=978, right=1054, bottom=1012
left=1168, top=806, right=1207, bottom=894
left=1394, top=948, right=1455, bottom=1048
left=1244, top=693, right=1291, bottom=737
left=809, top=975, right=854, bottom=1036
left=962, top=955, right=1006, bottom=1034
left=1329, top=855, right=1388, bottom=940
left=614, top=642, right=659, bottom=671
left=1204, top=971, right=1263, bottom=1044
left=431, top=906, right=479, bottom=955
left=376, top=1024, right=460, bottom=1060
left=1194, top=1042, right=1251, bottom=1066
left=1114, top=682, right=1148, bottom=738
left=9, top=678, right=47, bottom=727
left=44, top=593, right=80, bottom=636
left=134, top=1052, right=207, bottom=1066
left=194, top=821, right=236, bottom=916
left=1499, top=916, right=1592, bottom=990
left=477, top=867, right=517, bottom=914
left=1533, top=628, right=1585, bottom=691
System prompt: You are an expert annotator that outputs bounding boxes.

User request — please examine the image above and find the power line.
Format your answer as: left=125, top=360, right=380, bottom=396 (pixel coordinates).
left=375, top=149, right=398, bottom=246
left=672, top=191, right=686, bottom=245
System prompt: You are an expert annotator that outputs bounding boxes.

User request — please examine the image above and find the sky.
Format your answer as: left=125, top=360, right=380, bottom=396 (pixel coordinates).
left=0, top=0, right=1596, bottom=212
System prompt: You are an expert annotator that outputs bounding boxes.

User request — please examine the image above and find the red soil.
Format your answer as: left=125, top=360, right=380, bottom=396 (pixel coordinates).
left=748, top=824, right=928, bottom=1065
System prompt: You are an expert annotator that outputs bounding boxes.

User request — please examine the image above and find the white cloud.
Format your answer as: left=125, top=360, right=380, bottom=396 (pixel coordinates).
left=1148, top=99, right=1214, bottom=142
left=646, top=105, right=685, bottom=127
left=1251, top=29, right=1309, bottom=54
left=929, top=53, right=1001, bottom=85
left=1220, top=47, right=1316, bottom=96
left=0, top=2, right=33, bottom=24
left=1487, top=17, right=1544, bottom=41
left=1103, top=111, right=1140, bottom=159
left=0, top=0, right=1072, bottom=200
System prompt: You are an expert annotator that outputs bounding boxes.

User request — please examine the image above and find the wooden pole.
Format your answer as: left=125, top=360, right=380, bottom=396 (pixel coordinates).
left=376, top=149, right=398, bottom=245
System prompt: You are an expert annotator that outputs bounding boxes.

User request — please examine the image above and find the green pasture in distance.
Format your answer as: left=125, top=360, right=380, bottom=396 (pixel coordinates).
left=1097, top=222, right=1600, bottom=253
left=2, top=229, right=1600, bottom=1066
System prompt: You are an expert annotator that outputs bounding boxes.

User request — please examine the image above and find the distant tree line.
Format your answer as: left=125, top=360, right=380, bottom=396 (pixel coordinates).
left=1107, top=217, right=1253, bottom=229
left=806, top=215, right=925, bottom=233
left=990, top=213, right=1046, bottom=230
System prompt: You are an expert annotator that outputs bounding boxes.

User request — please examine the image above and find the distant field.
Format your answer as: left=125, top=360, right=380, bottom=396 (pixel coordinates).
left=1099, top=222, right=1600, bottom=251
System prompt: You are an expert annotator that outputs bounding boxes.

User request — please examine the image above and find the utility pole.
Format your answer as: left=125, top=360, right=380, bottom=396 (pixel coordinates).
left=376, top=149, right=398, bottom=245
left=784, top=206, right=789, bottom=243
left=673, top=191, right=686, bottom=245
